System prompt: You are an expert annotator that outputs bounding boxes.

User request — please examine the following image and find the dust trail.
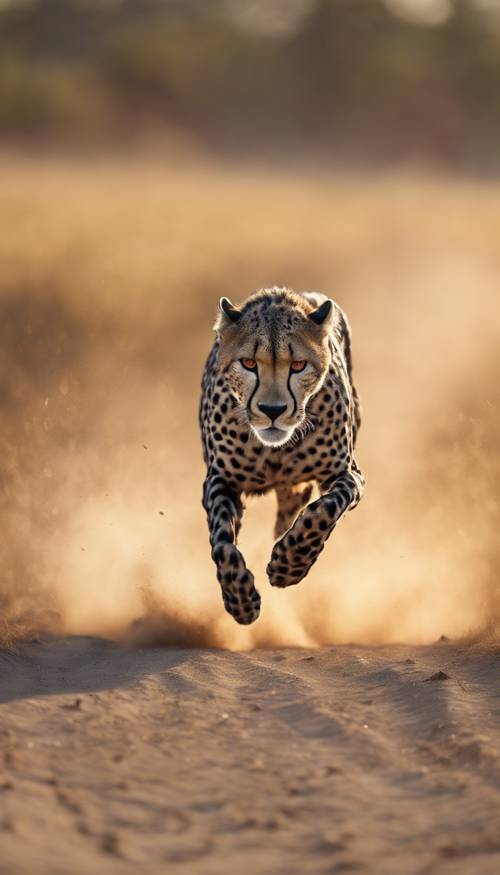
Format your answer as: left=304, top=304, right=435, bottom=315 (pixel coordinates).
left=1, top=160, right=499, bottom=649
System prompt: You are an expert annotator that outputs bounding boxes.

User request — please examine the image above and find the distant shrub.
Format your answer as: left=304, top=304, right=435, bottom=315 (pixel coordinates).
left=0, top=51, right=112, bottom=136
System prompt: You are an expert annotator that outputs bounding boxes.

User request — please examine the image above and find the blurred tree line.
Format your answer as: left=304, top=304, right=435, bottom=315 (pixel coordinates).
left=0, top=0, right=499, bottom=168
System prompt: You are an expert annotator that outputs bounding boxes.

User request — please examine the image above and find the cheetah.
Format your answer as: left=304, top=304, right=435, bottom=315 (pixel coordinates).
left=199, top=287, right=364, bottom=625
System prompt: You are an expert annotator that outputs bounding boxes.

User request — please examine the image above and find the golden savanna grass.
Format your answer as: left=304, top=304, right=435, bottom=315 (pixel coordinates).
left=1, top=155, right=499, bottom=649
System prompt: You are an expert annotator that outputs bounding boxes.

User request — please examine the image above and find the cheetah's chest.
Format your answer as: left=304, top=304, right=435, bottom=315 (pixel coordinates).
left=226, top=417, right=342, bottom=495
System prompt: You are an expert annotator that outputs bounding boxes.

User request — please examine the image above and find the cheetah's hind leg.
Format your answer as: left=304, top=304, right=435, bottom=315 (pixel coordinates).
left=274, top=483, right=314, bottom=540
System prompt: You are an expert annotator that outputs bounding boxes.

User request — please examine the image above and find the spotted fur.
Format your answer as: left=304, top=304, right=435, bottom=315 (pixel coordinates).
left=199, top=287, right=364, bottom=625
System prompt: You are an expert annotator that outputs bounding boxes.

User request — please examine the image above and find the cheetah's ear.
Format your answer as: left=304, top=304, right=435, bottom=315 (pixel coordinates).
left=218, top=297, right=242, bottom=325
left=308, top=299, right=334, bottom=328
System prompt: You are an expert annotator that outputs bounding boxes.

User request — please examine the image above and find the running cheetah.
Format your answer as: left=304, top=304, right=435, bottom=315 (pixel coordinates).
left=199, top=287, right=364, bottom=624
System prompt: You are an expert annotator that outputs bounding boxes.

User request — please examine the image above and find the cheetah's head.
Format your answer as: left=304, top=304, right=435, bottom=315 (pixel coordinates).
left=215, top=288, right=336, bottom=447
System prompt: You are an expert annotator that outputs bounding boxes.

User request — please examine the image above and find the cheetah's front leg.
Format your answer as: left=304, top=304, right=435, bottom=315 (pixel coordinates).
left=274, top=483, right=314, bottom=539
left=267, top=468, right=365, bottom=588
left=203, top=473, right=261, bottom=624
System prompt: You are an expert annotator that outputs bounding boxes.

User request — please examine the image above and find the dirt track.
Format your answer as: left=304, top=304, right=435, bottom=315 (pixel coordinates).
left=1, top=637, right=500, bottom=875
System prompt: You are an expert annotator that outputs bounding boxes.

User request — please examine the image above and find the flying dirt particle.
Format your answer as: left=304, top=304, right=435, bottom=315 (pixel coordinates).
left=0, top=815, right=15, bottom=832
left=424, top=671, right=451, bottom=682
left=56, top=790, right=83, bottom=815
left=142, top=444, right=148, bottom=449
left=101, top=832, right=122, bottom=857
left=61, top=698, right=82, bottom=710
left=438, top=635, right=450, bottom=643
left=263, top=816, right=282, bottom=831
left=159, top=511, right=164, bottom=516
left=76, top=821, right=91, bottom=836
left=317, top=832, right=347, bottom=853
left=332, top=862, right=363, bottom=873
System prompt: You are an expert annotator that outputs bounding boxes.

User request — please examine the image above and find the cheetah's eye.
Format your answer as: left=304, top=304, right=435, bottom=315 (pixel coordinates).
left=290, top=360, right=306, bottom=373
left=241, top=358, right=257, bottom=370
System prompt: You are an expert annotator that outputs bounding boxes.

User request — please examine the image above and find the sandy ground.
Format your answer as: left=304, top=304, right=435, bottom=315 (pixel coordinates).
left=1, top=636, right=500, bottom=875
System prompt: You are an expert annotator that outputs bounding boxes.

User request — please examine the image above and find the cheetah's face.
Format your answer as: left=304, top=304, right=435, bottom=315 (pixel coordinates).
left=215, top=296, right=335, bottom=447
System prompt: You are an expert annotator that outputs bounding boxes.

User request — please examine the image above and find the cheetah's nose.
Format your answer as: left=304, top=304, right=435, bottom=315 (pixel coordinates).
left=258, top=402, right=287, bottom=423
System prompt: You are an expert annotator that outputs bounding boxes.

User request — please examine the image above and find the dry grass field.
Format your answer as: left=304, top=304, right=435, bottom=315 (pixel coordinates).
left=1, top=156, right=500, bottom=873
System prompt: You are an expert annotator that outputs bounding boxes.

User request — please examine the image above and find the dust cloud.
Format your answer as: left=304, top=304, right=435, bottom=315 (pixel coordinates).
left=1, top=159, right=499, bottom=650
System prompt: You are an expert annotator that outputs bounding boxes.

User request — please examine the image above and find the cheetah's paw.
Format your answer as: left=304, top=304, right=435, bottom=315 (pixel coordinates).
left=266, top=543, right=309, bottom=589
left=215, top=547, right=261, bottom=624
